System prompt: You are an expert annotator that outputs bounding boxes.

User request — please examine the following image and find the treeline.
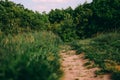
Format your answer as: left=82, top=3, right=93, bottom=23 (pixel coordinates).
left=48, top=0, right=120, bottom=41
left=0, top=0, right=120, bottom=41
left=0, top=0, right=49, bottom=34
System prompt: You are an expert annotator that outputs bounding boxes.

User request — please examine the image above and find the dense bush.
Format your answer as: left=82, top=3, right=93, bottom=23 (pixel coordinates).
left=48, top=0, right=120, bottom=41
left=0, top=1, right=49, bottom=35
left=0, top=31, right=62, bottom=80
left=1, top=0, right=120, bottom=41
left=52, top=15, right=78, bottom=42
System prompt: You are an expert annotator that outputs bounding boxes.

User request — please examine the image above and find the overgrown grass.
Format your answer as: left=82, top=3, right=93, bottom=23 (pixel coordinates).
left=0, top=31, right=62, bottom=80
left=70, top=32, right=120, bottom=80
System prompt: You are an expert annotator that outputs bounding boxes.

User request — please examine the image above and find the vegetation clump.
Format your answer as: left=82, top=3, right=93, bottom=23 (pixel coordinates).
left=71, top=32, right=120, bottom=80
left=0, top=31, right=62, bottom=80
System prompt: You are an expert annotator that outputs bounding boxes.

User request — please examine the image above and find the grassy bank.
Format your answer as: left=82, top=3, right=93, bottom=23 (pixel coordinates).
left=0, top=31, right=62, bottom=80
left=70, top=32, right=120, bottom=80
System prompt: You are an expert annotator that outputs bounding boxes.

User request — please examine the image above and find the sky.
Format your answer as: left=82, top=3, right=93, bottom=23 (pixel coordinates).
left=10, top=0, right=92, bottom=13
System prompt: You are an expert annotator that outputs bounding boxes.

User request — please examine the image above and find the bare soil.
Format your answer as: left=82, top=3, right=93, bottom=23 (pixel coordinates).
left=60, top=50, right=111, bottom=80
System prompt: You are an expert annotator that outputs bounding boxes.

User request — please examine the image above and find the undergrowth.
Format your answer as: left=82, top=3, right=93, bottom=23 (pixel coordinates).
left=0, top=31, right=62, bottom=80
left=70, top=32, right=120, bottom=80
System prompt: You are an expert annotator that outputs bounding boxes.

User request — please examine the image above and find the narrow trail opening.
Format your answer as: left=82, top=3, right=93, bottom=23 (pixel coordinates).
left=60, top=49, right=111, bottom=80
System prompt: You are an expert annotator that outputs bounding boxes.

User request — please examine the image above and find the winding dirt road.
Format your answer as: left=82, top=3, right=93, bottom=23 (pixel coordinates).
left=60, top=50, right=111, bottom=80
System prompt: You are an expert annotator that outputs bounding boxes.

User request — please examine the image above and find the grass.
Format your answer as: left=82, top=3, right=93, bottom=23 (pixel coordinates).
left=0, top=31, right=62, bottom=80
left=70, top=32, right=120, bottom=80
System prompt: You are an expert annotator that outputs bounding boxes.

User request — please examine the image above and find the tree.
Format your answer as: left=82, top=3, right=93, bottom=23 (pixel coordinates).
left=48, top=9, right=65, bottom=23
left=74, top=3, right=93, bottom=38
left=53, top=13, right=78, bottom=41
left=91, top=0, right=120, bottom=30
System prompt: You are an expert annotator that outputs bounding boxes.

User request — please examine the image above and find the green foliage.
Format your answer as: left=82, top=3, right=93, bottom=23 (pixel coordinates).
left=53, top=14, right=78, bottom=42
left=48, top=0, right=120, bottom=41
left=91, top=0, right=120, bottom=30
left=0, top=1, right=120, bottom=80
left=0, top=1, right=49, bottom=34
left=1, top=0, right=120, bottom=80
left=1, top=0, right=120, bottom=41
left=112, top=71, right=120, bottom=80
left=74, top=3, right=93, bottom=38
left=70, top=32, right=120, bottom=80
left=0, top=31, right=62, bottom=80
left=48, top=9, right=66, bottom=24
left=89, top=33, right=120, bottom=64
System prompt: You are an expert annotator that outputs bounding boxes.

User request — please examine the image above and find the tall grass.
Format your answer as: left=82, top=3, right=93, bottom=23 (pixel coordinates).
left=0, top=31, right=62, bottom=80
left=70, top=32, right=120, bottom=80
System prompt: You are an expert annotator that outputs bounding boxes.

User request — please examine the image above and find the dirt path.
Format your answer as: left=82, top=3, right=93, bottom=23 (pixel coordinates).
left=60, top=50, right=111, bottom=80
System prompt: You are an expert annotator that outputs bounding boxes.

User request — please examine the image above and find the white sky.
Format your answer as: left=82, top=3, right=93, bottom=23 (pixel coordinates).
left=10, top=0, right=92, bottom=13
